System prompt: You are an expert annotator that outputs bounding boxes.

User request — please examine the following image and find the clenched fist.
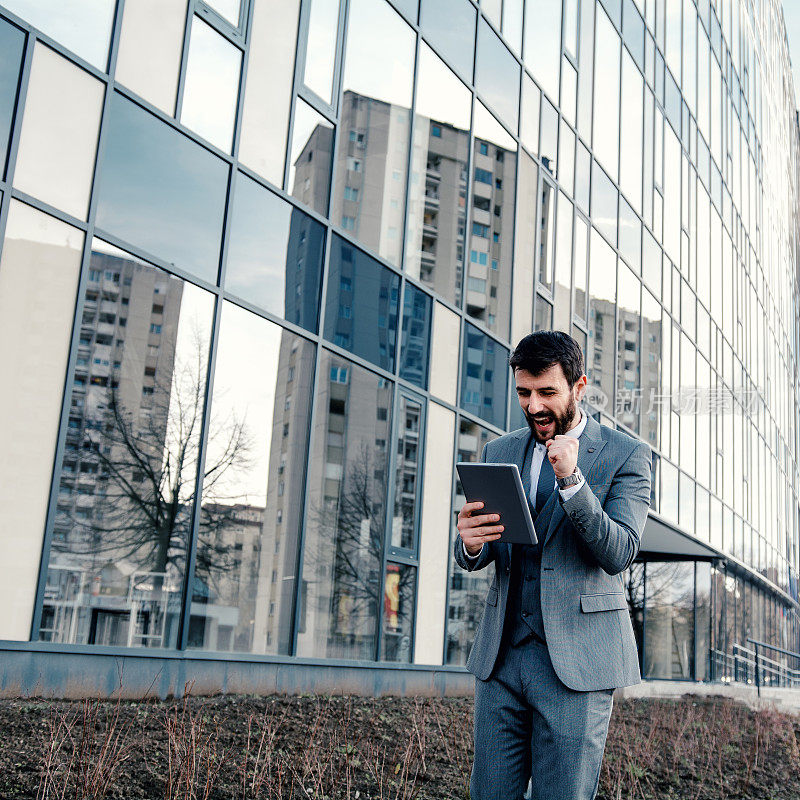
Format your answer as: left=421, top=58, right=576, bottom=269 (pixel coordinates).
left=545, top=435, right=579, bottom=479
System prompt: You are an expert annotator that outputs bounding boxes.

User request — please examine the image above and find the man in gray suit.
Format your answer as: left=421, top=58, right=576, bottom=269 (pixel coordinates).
left=455, top=331, right=652, bottom=800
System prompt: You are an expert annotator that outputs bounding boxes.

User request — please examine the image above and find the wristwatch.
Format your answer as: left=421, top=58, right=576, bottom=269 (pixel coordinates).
left=556, top=467, right=582, bottom=489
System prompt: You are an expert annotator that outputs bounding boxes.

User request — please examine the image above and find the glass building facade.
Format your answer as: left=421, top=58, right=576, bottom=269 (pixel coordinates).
left=0, top=0, right=798, bottom=685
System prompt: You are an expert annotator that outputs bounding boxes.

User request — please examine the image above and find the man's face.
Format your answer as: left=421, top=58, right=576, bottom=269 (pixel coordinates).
left=515, top=364, right=587, bottom=444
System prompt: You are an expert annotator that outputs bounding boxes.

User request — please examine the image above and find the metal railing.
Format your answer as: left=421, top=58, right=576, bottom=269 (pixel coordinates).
left=711, top=642, right=800, bottom=695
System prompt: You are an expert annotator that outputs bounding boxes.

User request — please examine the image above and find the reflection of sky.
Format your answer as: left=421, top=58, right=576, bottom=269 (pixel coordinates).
left=419, top=0, right=476, bottom=82
left=224, top=173, right=290, bottom=312
left=415, top=44, right=470, bottom=130
left=473, top=101, right=515, bottom=151
left=0, top=19, right=24, bottom=168
left=2, top=0, right=114, bottom=69
left=476, top=19, right=520, bottom=132
left=95, top=93, right=228, bottom=285
left=303, top=0, right=340, bottom=103
left=181, top=16, right=241, bottom=152
left=343, top=0, right=414, bottom=107
left=206, top=301, right=282, bottom=506
left=204, top=0, right=241, bottom=27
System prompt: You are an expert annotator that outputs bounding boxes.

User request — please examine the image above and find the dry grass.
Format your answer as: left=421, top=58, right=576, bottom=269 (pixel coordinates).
left=2, top=691, right=799, bottom=799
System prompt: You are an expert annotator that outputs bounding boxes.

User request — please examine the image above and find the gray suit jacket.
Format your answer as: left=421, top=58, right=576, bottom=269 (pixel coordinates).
left=454, top=413, right=652, bottom=691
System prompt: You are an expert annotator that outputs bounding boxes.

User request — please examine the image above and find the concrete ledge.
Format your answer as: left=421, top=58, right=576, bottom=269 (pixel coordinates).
left=0, top=642, right=475, bottom=699
left=616, top=679, right=800, bottom=714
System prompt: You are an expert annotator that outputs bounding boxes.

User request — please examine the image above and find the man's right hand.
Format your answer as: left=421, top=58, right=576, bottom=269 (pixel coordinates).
left=457, top=501, right=504, bottom=555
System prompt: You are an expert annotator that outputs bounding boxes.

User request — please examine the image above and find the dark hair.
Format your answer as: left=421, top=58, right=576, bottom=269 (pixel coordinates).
left=509, top=330, right=585, bottom=386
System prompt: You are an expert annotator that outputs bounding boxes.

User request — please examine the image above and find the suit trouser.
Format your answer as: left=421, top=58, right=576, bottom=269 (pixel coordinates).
left=470, top=635, right=614, bottom=800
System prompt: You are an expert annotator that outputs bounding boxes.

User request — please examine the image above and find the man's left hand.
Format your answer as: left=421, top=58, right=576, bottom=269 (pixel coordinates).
left=545, top=435, right=579, bottom=478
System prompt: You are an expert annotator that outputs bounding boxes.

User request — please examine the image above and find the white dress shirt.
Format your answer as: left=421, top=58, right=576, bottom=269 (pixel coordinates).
left=463, top=408, right=587, bottom=560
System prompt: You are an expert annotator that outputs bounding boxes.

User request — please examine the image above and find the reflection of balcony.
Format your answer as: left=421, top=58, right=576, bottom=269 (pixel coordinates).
left=467, top=292, right=487, bottom=312
left=422, top=221, right=438, bottom=237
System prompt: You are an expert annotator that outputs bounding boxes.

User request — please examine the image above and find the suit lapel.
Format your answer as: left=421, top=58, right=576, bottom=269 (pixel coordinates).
left=542, top=414, right=607, bottom=548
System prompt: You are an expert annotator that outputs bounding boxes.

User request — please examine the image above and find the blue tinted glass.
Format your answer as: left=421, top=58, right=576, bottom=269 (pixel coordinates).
left=399, top=283, right=431, bottom=389
left=95, top=93, right=229, bottom=284
left=0, top=18, right=24, bottom=178
left=325, top=235, right=400, bottom=371
left=461, top=323, right=508, bottom=429
left=476, top=19, right=520, bottom=131
left=420, top=0, right=476, bottom=82
left=225, top=174, right=324, bottom=332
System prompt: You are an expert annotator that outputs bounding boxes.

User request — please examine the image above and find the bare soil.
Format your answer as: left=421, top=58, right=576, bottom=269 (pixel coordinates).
left=0, top=692, right=798, bottom=799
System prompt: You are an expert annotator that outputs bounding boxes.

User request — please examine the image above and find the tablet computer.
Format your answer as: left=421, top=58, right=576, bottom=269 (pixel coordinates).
left=456, top=462, right=538, bottom=546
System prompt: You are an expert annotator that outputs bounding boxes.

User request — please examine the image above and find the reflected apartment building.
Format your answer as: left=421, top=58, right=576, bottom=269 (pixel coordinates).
left=0, top=0, right=799, bottom=696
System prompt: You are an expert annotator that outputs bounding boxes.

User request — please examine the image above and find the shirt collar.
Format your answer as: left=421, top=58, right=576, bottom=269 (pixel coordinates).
left=534, top=407, right=586, bottom=449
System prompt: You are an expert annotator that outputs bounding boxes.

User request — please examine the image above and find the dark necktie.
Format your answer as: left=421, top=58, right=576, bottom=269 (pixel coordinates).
left=535, top=450, right=556, bottom=513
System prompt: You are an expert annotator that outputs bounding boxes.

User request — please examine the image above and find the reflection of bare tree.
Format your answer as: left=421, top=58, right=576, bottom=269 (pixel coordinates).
left=72, top=329, right=251, bottom=589
left=307, top=444, right=411, bottom=654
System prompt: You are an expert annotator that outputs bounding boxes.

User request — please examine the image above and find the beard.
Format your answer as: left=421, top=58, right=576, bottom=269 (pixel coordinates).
left=524, top=392, right=578, bottom=444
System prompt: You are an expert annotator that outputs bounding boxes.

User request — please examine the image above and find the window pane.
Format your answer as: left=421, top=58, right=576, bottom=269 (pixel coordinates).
left=381, top=561, right=416, bottom=661
left=115, top=0, right=186, bottom=116
left=302, top=0, right=340, bottom=103
left=0, top=17, right=24, bottom=179
left=587, top=229, right=616, bottom=412
left=14, top=44, right=104, bottom=221
left=618, top=196, right=641, bottom=272
left=619, top=49, right=643, bottom=214
left=616, top=264, right=641, bottom=433
left=538, top=178, right=556, bottom=289
left=2, top=0, right=115, bottom=70
left=523, top=0, right=561, bottom=102
left=204, top=0, right=241, bottom=26
left=288, top=98, right=334, bottom=216
left=573, top=214, right=588, bottom=321
left=476, top=18, right=520, bottom=132
left=467, top=103, right=516, bottom=337
left=324, top=234, right=400, bottom=372
left=39, top=241, right=214, bottom=647
left=593, top=8, right=621, bottom=180
left=644, top=561, right=695, bottom=679
left=0, top=201, right=83, bottom=641
left=419, top=0, right=476, bottom=82
left=460, top=323, right=508, bottom=429
left=591, top=161, right=618, bottom=245
left=540, top=96, right=558, bottom=176
left=502, top=0, right=523, bottom=53
left=225, top=174, right=325, bottom=332
left=391, top=394, right=423, bottom=549
left=331, top=0, right=414, bottom=266
left=238, top=0, right=299, bottom=186
left=553, top=192, right=572, bottom=333
left=180, top=16, right=242, bottom=152
left=640, top=287, right=662, bottom=451
left=520, top=73, right=540, bottom=156
left=296, top=352, right=393, bottom=659
left=404, top=44, right=470, bottom=306
left=445, top=417, right=497, bottom=665
left=189, top=303, right=314, bottom=655
left=399, top=283, right=432, bottom=389
left=95, top=93, right=229, bottom=284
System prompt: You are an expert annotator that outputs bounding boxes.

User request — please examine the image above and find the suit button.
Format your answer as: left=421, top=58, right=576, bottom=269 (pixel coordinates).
left=525, top=575, right=533, bottom=581
left=522, top=612, right=529, bottom=617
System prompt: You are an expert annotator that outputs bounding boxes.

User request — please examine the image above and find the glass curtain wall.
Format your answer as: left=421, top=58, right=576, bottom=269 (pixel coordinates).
left=0, top=0, right=797, bottom=677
